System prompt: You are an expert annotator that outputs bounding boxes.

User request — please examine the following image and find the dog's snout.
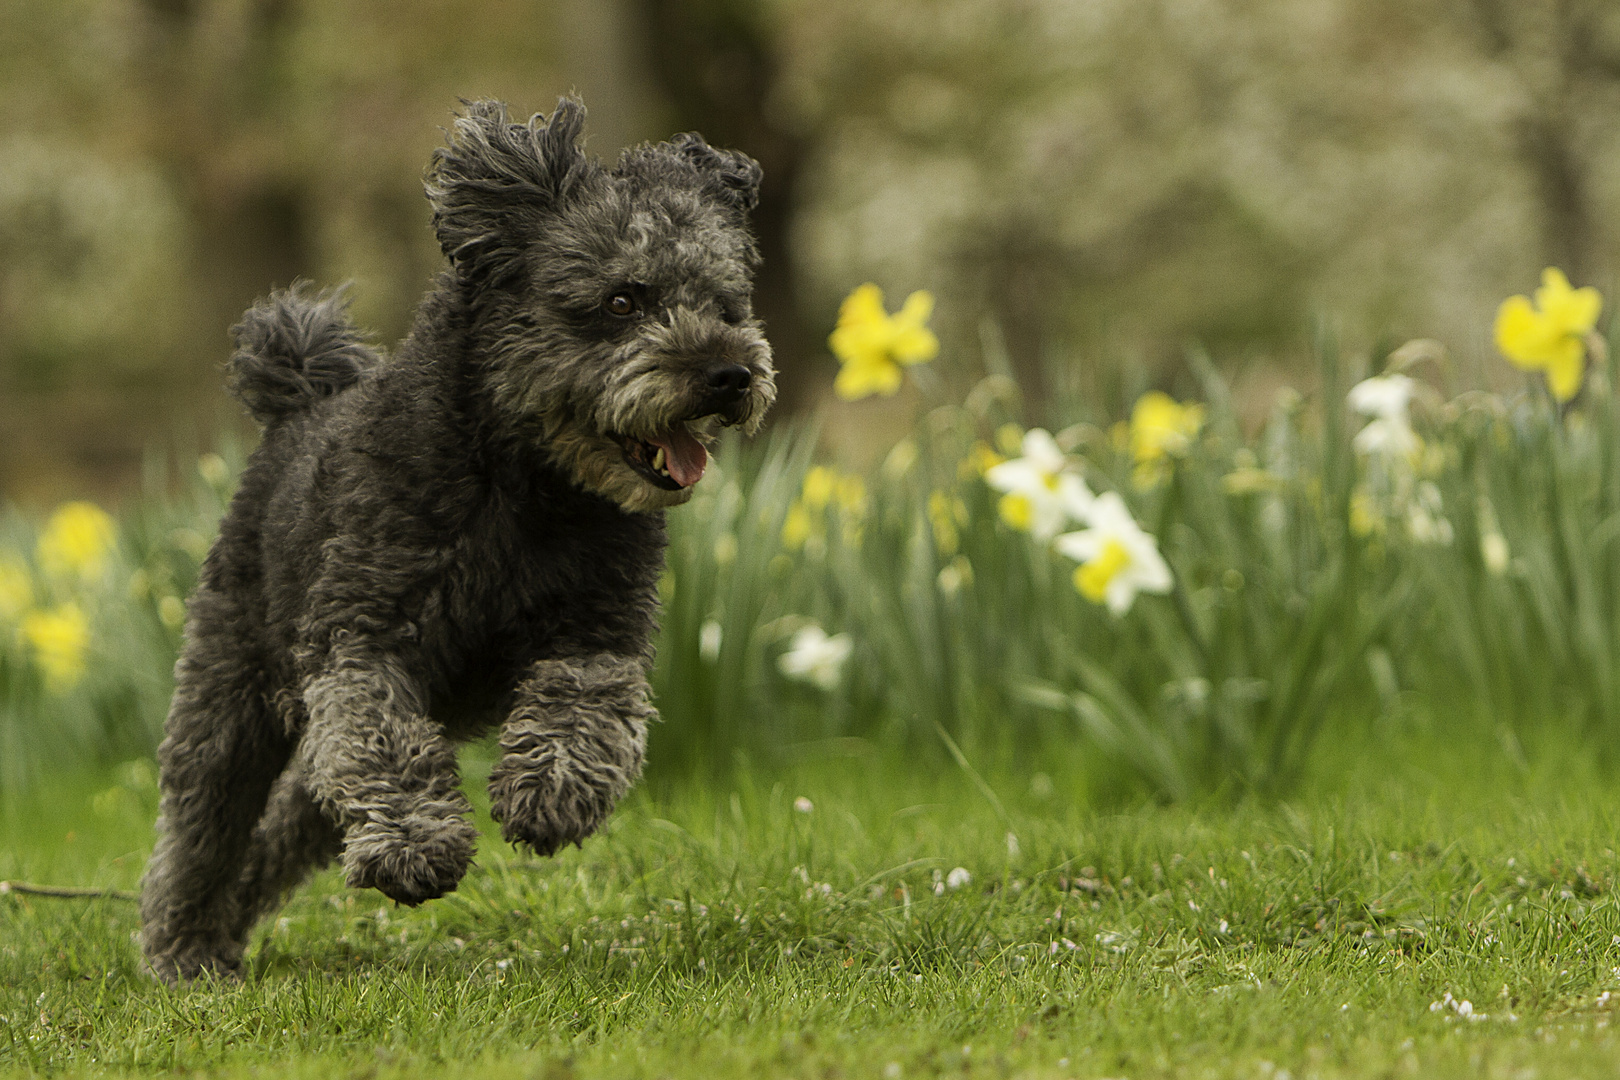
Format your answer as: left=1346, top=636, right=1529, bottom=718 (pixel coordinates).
left=705, top=364, right=752, bottom=401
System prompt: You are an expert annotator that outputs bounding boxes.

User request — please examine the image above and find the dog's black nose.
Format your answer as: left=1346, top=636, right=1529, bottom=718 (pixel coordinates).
left=706, top=364, right=752, bottom=401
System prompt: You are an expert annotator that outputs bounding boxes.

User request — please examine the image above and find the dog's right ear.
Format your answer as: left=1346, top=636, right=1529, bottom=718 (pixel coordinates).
left=426, top=98, right=591, bottom=284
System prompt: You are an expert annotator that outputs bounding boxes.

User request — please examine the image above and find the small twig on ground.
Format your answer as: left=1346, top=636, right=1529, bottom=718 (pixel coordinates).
left=0, top=880, right=138, bottom=901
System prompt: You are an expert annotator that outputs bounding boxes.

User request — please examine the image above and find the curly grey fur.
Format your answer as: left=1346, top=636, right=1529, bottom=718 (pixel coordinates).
left=138, top=96, right=773, bottom=985
left=227, top=283, right=379, bottom=424
left=489, top=656, right=654, bottom=855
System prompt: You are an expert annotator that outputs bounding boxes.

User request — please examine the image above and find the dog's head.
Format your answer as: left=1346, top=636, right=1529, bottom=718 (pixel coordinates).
left=426, top=98, right=776, bottom=512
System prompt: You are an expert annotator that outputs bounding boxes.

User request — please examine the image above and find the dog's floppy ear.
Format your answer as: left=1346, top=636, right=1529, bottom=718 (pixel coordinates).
left=426, top=98, right=591, bottom=283
left=670, top=133, right=763, bottom=213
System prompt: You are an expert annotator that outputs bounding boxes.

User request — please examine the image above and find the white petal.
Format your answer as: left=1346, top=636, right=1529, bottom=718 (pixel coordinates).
left=1125, top=543, right=1173, bottom=593
left=1348, top=375, right=1415, bottom=421
left=1056, top=474, right=1095, bottom=523
left=1020, top=429, right=1065, bottom=473
left=985, top=459, right=1047, bottom=495
left=1105, top=578, right=1138, bottom=617
left=1084, top=491, right=1137, bottom=533
left=1053, top=528, right=1101, bottom=562
left=823, top=633, right=853, bottom=663
left=1353, top=418, right=1418, bottom=458
left=1030, top=498, right=1070, bottom=542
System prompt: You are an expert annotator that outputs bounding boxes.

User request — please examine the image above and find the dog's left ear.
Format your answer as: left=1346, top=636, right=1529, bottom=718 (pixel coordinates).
left=671, top=134, right=763, bottom=214
left=426, top=98, right=592, bottom=283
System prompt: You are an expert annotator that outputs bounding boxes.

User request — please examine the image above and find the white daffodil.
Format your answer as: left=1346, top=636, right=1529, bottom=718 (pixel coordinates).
left=699, top=619, right=723, bottom=662
left=984, top=429, right=1094, bottom=542
left=1053, top=492, right=1172, bottom=616
left=1406, top=481, right=1454, bottom=546
left=777, top=624, right=853, bottom=691
left=1348, top=374, right=1416, bottom=421
left=1348, top=375, right=1419, bottom=459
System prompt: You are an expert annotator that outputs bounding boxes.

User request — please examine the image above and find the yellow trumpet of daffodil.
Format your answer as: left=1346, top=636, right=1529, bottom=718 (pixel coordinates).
left=36, top=501, right=118, bottom=583
left=1494, top=268, right=1602, bottom=403
left=829, top=283, right=939, bottom=401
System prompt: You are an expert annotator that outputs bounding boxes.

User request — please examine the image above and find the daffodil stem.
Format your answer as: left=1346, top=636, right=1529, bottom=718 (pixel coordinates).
left=1162, top=468, right=1211, bottom=670
left=1169, top=574, right=1212, bottom=671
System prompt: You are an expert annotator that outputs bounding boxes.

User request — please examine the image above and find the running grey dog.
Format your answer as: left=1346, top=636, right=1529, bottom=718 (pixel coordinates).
left=139, top=98, right=774, bottom=984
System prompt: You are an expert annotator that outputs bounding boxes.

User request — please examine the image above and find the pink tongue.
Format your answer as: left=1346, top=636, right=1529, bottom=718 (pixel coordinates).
left=648, top=426, right=708, bottom=487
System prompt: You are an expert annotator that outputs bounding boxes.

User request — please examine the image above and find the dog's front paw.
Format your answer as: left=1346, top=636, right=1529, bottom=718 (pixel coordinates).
left=488, top=755, right=620, bottom=857
left=341, top=813, right=477, bottom=905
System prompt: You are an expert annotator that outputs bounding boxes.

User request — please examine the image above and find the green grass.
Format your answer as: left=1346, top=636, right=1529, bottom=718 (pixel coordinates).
left=8, top=733, right=1620, bottom=1078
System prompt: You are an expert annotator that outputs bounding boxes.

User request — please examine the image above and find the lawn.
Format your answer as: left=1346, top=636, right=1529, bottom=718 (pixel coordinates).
left=7, top=732, right=1620, bottom=1079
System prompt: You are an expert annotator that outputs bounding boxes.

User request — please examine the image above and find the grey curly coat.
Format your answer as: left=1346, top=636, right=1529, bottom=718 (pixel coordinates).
left=139, top=98, right=774, bottom=985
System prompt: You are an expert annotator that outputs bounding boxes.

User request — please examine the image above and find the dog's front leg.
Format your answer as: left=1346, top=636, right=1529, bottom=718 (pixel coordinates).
left=299, top=652, right=478, bottom=904
left=489, top=655, right=654, bottom=856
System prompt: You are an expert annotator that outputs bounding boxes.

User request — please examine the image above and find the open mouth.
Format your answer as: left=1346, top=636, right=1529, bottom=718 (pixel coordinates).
left=612, top=422, right=711, bottom=491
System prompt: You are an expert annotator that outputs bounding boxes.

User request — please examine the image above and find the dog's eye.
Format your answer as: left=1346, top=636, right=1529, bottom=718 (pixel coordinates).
left=605, top=293, right=638, bottom=317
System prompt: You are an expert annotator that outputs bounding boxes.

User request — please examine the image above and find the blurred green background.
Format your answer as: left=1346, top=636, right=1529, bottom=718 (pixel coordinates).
left=7, top=0, right=1620, bottom=504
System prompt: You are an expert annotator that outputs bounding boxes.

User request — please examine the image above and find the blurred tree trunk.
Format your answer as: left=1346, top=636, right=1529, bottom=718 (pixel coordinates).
left=632, top=0, right=819, bottom=412
left=1470, top=0, right=1602, bottom=280
left=135, top=0, right=315, bottom=357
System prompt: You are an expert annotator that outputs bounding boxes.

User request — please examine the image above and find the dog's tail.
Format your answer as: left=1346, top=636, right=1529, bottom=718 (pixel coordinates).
left=227, top=283, right=378, bottom=425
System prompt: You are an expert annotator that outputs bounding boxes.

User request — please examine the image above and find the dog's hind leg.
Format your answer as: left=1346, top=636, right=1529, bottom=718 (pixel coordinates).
left=140, top=596, right=291, bottom=985
left=297, top=653, right=478, bottom=906
left=225, top=770, right=343, bottom=949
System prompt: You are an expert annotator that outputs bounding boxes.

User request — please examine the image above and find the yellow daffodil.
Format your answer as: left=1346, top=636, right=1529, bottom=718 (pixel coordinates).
left=984, top=429, right=1093, bottom=542
left=928, top=490, right=968, bottom=556
left=36, top=501, right=117, bottom=583
left=783, top=466, right=867, bottom=551
left=829, top=284, right=939, bottom=400
left=20, top=602, right=89, bottom=690
left=834, top=474, right=867, bottom=517
left=781, top=501, right=815, bottom=551
left=1221, top=467, right=1276, bottom=496
left=0, top=557, right=33, bottom=621
left=801, top=466, right=837, bottom=511
left=1053, top=492, right=1172, bottom=616
left=1349, top=487, right=1383, bottom=538
left=995, top=423, right=1026, bottom=456
left=1130, top=392, right=1205, bottom=488
left=959, top=441, right=1004, bottom=480
left=1494, top=268, right=1603, bottom=403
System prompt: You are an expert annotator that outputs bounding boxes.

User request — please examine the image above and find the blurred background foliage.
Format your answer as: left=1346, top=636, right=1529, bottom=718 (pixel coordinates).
left=7, top=0, right=1620, bottom=503
left=10, top=0, right=1620, bottom=803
